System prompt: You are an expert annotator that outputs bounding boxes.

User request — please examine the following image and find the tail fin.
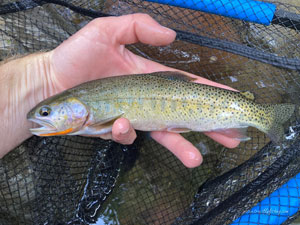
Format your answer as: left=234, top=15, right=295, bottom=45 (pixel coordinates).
left=265, top=104, right=295, bottom=144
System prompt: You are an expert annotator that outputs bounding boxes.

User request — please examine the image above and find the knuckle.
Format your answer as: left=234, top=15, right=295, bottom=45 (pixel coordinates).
left=131, top=13, right=152, bottom=21
left=89, top=17, right=103, bottom=27
left=113, top=131, right=137, bottom=145
left=113, top=134, right=128, bottom=143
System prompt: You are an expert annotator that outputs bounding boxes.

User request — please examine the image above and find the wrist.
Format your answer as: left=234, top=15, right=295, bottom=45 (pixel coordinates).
left=0, top=51, right=57, bottom=157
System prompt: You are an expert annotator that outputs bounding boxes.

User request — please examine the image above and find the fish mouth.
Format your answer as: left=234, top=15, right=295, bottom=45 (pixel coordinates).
left=28, top=118, right=57, bottom=135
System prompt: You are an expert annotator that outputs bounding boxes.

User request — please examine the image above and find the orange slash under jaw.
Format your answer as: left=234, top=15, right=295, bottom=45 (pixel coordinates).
left=39, top=128, right=73, bottom=136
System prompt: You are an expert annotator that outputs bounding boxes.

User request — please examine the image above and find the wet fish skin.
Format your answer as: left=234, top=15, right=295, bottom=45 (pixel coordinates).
left=27, top=71, right=295, bottom=143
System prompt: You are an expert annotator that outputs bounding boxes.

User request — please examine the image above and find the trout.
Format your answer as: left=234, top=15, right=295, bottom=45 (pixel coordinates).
left=27, top=72, right=295, bottom=143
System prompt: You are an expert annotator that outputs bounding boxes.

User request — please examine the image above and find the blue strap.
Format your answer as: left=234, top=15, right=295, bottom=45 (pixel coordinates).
left=144, top=0, right=276, bottom=25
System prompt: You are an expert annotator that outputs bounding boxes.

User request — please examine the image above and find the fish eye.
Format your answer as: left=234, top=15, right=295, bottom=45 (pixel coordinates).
left=39, top=106, right=51, bottom=117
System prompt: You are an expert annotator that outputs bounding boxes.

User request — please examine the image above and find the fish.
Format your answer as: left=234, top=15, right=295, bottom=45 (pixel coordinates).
left=27, top=71, right=295, bottom=143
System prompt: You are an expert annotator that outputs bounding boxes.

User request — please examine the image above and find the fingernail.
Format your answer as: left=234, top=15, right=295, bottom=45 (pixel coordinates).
left=118, top=123, right=129, bottom=135
left=162, top=26, right=176, bottom=35
left=183, top=151, right=203, bottom=168
left=151, top=24, right=175, bottom=35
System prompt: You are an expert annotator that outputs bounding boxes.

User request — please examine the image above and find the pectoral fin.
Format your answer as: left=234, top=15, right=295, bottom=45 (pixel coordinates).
left=90, top=114, right=123, bottom=129
left=71, top=114, right=123, bottom=136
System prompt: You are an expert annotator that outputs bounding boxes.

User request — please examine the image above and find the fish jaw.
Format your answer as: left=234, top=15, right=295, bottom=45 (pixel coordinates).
left=38, top=128, right=74, bottom=136
left=28, top=118, right=59, bottom=136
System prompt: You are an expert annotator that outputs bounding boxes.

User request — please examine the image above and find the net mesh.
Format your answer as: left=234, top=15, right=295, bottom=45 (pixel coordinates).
left=1, top=0, right=300, bottom=224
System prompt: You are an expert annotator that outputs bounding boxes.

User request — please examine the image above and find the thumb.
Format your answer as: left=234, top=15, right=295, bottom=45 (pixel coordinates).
left=83, top=13, right=176, bottom=46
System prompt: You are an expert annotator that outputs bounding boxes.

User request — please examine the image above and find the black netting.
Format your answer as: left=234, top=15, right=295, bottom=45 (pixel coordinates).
left=1, top=0, right=300, bottom=224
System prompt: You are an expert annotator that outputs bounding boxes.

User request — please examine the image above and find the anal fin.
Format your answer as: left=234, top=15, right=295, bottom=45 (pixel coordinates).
left=213, top=127, right=250, bottom=141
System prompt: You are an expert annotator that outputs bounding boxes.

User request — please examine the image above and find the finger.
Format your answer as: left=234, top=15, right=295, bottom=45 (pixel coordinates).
left=111, top=118, right=137, bottom=145
left=151, top=131, right=203, bottom=168
left=88, top=13, right=176, bottom=46
left=204, top=132, right=240, bottom=148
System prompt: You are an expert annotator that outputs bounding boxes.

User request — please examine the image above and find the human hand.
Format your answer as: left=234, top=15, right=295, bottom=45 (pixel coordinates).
left=1, top=14, right=239, bottom=166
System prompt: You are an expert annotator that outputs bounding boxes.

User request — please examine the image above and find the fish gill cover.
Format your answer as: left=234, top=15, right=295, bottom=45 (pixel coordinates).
left=1, top=0, right=300, bottom=224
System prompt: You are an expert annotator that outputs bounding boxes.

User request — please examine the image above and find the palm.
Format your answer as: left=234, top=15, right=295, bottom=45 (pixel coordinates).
left=51, top=16, right=171, bottom=90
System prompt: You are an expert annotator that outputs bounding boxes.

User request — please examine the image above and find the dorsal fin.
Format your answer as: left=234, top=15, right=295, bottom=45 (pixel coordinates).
left=240, top=91, right=255, bottom=101
left=149, top=71, right=197, bottom=82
